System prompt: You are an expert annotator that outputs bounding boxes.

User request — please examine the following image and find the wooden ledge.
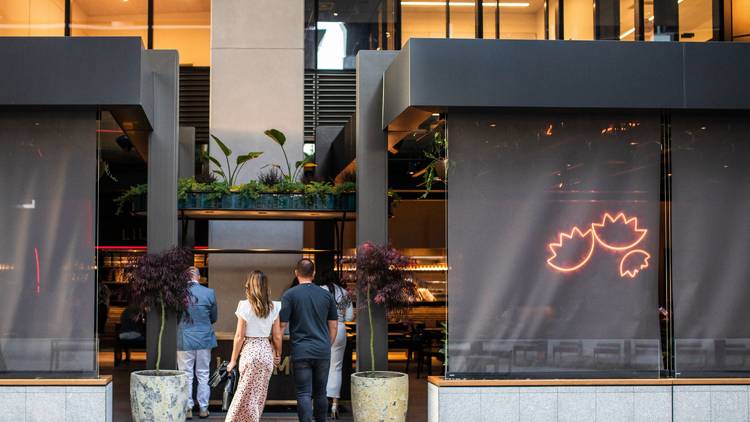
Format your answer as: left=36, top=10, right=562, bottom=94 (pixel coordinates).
left=427, top=376, right=750, bottom=387
left=0, top=375, right=112, bottom=386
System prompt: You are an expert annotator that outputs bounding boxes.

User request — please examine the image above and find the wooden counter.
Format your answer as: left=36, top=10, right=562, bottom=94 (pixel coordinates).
left=0, top=375, right=112, bottom=386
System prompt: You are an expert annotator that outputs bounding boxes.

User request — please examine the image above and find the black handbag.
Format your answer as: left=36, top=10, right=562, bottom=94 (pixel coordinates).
left=210, top=360, right=240, bottom=411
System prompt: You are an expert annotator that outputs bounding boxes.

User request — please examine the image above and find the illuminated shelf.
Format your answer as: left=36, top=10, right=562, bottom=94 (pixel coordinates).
left=337, top=263, right=448, bottom=272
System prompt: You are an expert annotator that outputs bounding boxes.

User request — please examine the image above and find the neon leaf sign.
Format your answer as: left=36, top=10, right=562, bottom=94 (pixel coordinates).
left=546, top=227, right=596, bottom=273
left=546, top=212, right=650, bottom=278
left=619, top=249, right=650, bottom=278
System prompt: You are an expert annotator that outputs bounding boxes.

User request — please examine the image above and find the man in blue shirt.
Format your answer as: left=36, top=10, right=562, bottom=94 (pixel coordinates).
left=177, top=267, right=218, bottom=419
left=280, top=259, right=338, bottom=422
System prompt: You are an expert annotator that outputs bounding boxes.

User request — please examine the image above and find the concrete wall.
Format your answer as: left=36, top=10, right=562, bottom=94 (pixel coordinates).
left=209, top=0, right=304, bottom=332
left=430, top=383, right=750, bottom=421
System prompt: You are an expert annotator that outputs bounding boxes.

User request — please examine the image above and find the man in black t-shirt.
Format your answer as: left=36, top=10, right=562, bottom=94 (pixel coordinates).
left=280, top=259, right=338, bottom=422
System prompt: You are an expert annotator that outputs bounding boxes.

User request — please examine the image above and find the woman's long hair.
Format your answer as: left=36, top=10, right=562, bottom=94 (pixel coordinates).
left=245, top=270, right=273, bottom=318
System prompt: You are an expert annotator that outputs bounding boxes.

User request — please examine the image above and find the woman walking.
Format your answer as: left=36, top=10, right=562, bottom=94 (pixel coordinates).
left=226, top=270, right=283, bottom=422
left=317, top=273, right=354, bottom=419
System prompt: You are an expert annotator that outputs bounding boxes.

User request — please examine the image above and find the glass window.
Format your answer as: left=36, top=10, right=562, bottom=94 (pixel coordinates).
left=733, top=0, right=750, bottom=41
left=645, top=2, right=655, bottom=40
left=446, top=110, right=663, bottom=377
left=484, top=2, right=498, bottom=38
left=153, top=0, right=210, bottom=66
left=679, top=0, right=713, bottom=41
left=449, top=2, right=475, bottom=38
left=71, top=0, right=148, bottom=45
left=500, top=1, right=546, bottom=39
left=672, top=113, right=750, bottom=376
left=0, top=111, right=98, bottom=377
left=401, top=1, right=447, bottom=45
left=548, top=0, right=559, bottom=38
left=620, top=0, right=636, bottom=40
left=316, top=0, right=394, bottom=70
left=0, top=0, right=65, bottom=36
left=564, top=0, right=594, bottom=39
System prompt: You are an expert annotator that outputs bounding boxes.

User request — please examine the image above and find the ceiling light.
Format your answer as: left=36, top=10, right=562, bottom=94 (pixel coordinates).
left=333, top=11, right=338, bottom=16
left=620, top=27, right=636, bottom=39
left=402, top=1, right=530, bottom=7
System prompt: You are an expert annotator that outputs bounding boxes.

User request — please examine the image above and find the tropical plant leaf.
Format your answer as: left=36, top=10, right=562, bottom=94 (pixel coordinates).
left=214, top=169, right=226, bottom=179
left=264, top=129, right=286, bottom=146
left=236, top=152, right=263, bottom=165
left=210, top=134, right=232, bottom=157
left=208, top=155, right=223, bottom=169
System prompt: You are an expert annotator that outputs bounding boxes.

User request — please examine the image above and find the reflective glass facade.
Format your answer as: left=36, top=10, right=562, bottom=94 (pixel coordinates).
left=0, top=111, right=98, bottom=377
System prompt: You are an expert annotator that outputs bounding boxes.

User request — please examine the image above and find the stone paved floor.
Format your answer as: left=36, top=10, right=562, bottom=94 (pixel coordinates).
left=100, top=350, right=429, bottom=422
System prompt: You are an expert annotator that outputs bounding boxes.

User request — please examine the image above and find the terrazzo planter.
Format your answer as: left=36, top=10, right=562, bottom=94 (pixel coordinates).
left=130, top=370, right=189, bottom=422
left=351, top=371, right=409, bottom=422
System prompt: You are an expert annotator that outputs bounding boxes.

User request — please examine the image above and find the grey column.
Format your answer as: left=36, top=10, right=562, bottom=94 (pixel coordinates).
left=144, top=50, right=180, bottom=370
left=355, top=51, right=398, bottom=372
left=209, top=0, right=304, bottom=333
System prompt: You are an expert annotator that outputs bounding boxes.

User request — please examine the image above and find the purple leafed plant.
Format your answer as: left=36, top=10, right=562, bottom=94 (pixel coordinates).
left=127, top=246, right=194, bottom=373
left=343, top=242, right=417, bottom=372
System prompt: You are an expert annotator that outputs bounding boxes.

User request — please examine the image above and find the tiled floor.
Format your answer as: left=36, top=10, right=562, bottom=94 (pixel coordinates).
left=100, top=350, right=430, bottom=422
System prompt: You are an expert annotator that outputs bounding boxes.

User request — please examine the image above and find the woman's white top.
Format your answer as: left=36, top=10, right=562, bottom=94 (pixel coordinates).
left=234, top=300, right=281, bottom=337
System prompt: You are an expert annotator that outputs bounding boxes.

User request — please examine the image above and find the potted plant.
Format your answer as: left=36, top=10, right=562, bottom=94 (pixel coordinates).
left=127, top=247, right=194, bottom=422
left=413, top=129, right=448, bottom=198
left=344, top=242, right=417, bottom=422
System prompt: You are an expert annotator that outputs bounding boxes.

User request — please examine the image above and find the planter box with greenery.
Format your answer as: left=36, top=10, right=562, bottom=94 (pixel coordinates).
left=344, top=242, right=417, bottom=422
left=127, top=247, right=194, bottom=422
left=114, top=128, right=357, bottom=215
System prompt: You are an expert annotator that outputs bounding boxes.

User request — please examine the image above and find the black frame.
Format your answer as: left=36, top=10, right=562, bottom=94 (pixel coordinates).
left=394, top=0, right=735, bottom=42
left=50, top=0, right=736, bottom=55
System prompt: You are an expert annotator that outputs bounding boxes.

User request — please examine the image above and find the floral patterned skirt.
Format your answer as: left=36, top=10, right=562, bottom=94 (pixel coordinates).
left=225, top=337, right=274, bottom=422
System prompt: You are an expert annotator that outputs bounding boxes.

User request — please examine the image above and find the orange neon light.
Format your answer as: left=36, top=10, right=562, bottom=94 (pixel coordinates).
left=619, top=249, right=651, bottom=278
left=546, top=226, right=596, bottom=273
left=546, top=211, right=650, bottom=279
left=591, top=212, right=647, bottom=251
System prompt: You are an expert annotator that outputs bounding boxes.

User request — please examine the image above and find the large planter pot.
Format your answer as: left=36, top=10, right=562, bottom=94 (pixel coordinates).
left=130, top=370, right=189, bottom=422
left=351, top=371, right=409, bottom=422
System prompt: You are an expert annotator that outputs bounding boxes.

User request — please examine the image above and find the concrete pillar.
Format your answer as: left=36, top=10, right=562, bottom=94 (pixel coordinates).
left=209, top=0, right=304, bottom=332
left=144, top=50, right=180, bottom=370
left=355, top=51, right=398, bottom=372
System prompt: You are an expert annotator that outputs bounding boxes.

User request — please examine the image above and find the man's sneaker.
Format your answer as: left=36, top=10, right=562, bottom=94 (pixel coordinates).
left=186, top=408, right=193, bottom=419
left=199, top=408, right=209, bottom=419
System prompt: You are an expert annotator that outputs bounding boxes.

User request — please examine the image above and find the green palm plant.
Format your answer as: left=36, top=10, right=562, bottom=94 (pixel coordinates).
left=207, top=134, right=263, bottom=186
left=264, top=129, right=315, bottom=181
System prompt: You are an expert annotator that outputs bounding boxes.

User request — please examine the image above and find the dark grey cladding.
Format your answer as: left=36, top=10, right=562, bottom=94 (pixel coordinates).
left=383, top=38, right=750, bottom=128
left=0, top=37, right=163, bottom=131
